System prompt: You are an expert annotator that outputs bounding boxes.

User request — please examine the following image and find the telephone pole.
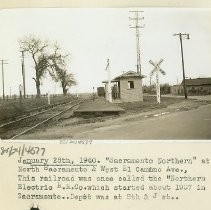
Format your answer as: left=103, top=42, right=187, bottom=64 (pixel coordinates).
left=149, top=75, right=152, bottom=92
left=129, top=11, right=145, bottom=74
left=173, top=33, right=190, bottom=99
left=21, top=51, right=26, bottom=98
left=0, top=59, right=8, bottom=100
left=105, top=59, right=112, bottom=103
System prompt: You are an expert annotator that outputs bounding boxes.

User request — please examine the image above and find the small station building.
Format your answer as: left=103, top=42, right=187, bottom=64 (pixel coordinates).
left=103, top=71, right=145, bottom=102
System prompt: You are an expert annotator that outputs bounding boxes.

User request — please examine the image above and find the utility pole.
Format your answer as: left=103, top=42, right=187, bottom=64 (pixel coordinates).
left=129, top=11, right=145, bottom=74
left=105, top=59, right=112, bottom=103
left=10, top=86, right=11, bottom=98
left=47, top=91, right=50, bottom=105
left=149, top=75, right=152, bottom=92
left=0, top=59, right=8, bottom=100
left=21, top=51, right=26, bottom=98
left=173, top=33, right=190, bottom=99
left=19, top=84, right=23, bottom=106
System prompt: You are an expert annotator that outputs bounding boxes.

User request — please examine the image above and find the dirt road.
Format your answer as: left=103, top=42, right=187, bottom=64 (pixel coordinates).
left=71, top=104, right=211, bottom=140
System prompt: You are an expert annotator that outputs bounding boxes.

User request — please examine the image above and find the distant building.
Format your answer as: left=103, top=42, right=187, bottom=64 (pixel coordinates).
left=97, top=87, right=105, bottom=97
left=171, top=78, right=211, bottom=95
left=170, top=84, right=184, bottom=95
left=103, top=71, right=145, bottom=102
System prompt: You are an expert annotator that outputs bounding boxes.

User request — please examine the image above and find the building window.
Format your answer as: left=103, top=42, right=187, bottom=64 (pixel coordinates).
left=128, top=81, right=134, bottom=89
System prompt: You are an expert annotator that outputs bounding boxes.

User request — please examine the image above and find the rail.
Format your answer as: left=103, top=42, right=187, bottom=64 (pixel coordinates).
left=0, top=99, right=83, bottom=140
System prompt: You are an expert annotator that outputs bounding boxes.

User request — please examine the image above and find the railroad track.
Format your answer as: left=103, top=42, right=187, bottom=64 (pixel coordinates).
left=0, top=98, right=73, bottom=126
left=0, top=99, right=83, bottom=140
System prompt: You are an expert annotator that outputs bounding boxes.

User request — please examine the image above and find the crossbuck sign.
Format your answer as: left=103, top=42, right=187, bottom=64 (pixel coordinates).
left=149, top=59, right=166, bottom=103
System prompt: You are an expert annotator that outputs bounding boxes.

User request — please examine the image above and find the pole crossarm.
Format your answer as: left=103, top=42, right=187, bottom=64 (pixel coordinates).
left=129, top=11, right=144, bottom=13
left=129, top=17, right=144, bottom=20
left=129, top=26, right=145, bottom=28
left=173, top=33, right=190, bottom=39
left=0, top=59, right=8, bottom=64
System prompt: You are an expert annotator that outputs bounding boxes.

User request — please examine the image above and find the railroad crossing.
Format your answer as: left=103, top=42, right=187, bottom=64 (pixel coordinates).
left=149, top=59, right=166, bottom=103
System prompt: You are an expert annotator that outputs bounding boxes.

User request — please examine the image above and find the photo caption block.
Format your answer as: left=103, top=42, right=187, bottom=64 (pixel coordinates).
left=0, top=140, right=210, bottom=210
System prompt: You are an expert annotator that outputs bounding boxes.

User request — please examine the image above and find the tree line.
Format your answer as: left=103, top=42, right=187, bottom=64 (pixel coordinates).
left=19, top=35, right=76, bottom=97
left=143, top=83, right=171, bottom=95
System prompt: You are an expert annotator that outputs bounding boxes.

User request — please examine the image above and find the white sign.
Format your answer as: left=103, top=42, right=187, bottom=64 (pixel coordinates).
left=149, top=59, right=166, bottom=104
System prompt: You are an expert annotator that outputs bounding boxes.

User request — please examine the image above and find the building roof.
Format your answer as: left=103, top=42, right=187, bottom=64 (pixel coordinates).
left=182, top=78, right=211, bottom=86
left=113, top=71, right=145, bottom=80
left=102, top=71, right=145, bottom=83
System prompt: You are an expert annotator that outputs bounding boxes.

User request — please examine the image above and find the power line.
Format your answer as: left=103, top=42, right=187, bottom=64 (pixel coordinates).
left=0, top=59, right=8, bottom=100
left=129, top=11, right=145, bottom=74
left=173, top=33, right=190, bottom=99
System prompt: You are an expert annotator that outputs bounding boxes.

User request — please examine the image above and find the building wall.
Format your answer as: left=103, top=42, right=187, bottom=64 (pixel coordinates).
left=119, top=77, right=143, bottom=102
left=171, top=85, right=211, bottom=95
left=186, top=85, right=211, bottom=95
left=170, top=85, right=184, bottom=95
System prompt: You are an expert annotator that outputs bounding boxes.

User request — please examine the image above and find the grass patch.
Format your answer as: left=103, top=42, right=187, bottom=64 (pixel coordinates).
left=118, top=96, right=185, bottom=113
left=0, top=95, right=76, bottom=122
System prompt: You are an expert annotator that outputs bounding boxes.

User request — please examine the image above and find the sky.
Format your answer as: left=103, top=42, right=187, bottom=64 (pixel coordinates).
left=0, top=8, right=210, bottom=96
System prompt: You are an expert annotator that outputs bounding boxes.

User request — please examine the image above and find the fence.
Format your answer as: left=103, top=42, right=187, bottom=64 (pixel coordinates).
left=0, top=93, right=75, bottom=101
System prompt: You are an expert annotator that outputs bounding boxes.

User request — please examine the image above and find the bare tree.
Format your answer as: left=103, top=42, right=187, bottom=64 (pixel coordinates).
left=50, top=68, right=76, bottom=95
left=48, top=44, right=76, bottom=95
left=19, top=35, right=48, bottom=97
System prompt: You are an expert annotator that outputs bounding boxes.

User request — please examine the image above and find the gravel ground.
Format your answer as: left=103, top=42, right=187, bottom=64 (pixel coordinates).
left=18, top=96, right=211, bottom=139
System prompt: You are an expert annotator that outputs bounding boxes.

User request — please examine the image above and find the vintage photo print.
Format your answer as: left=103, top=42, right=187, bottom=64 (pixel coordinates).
left=0, top=4, right=211, bottom=210
left=0, top=8, right=211, bottom=140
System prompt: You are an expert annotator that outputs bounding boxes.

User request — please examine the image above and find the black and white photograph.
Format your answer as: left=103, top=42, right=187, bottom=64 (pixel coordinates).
left=0, top=8, right=211, bottom=140
left=1, top=4, right=211, bottom=210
